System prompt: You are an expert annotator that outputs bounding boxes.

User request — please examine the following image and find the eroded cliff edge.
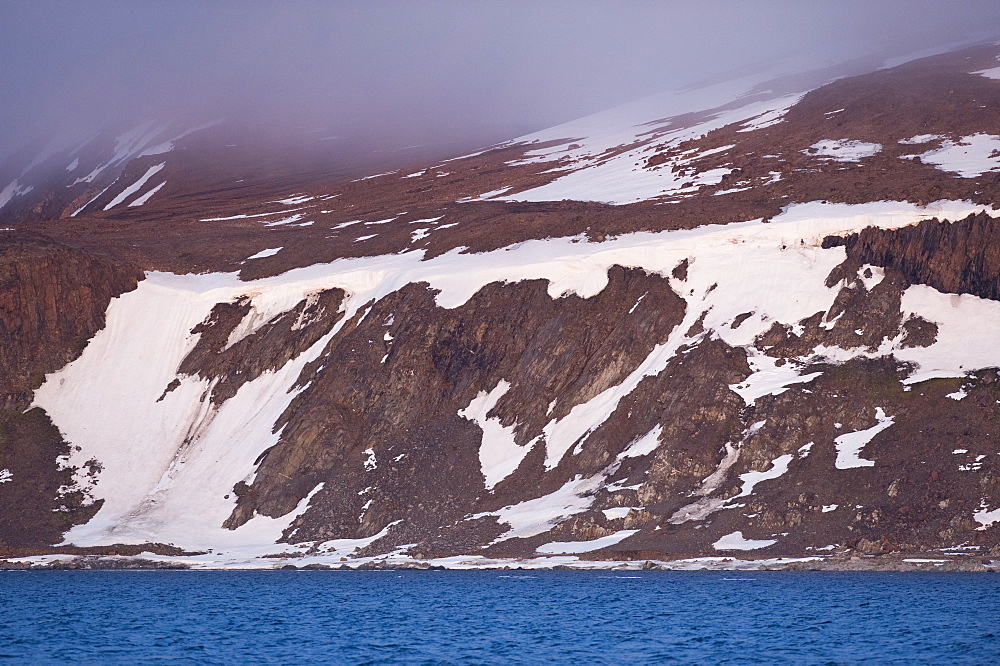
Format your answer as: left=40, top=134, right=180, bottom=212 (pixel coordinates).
left=0, top=232, right=141, bottom=550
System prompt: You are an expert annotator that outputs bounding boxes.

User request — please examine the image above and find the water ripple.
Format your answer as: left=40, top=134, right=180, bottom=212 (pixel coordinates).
left=0, top=571, right=998, bottom=663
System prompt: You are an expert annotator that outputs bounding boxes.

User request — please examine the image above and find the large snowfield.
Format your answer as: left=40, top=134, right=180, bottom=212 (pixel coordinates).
left=14, top=45, right=1000, bottom=567
left=30, top=197, right=999, bottom=566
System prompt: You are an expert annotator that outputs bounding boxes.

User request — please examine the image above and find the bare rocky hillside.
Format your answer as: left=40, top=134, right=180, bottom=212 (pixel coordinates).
left=2, top=45, right=1000, bottom=570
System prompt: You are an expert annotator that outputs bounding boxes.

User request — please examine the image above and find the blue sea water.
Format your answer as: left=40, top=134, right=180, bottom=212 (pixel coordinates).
left=0, top=570, right=998, bottom=664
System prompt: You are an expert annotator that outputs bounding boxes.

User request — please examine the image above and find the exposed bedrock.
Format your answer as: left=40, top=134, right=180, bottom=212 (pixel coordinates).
left=204, top=244, right=1000, bottom=560
left=0, top=232, right=143, bottom=410
left=608, top=361, right=1000, bottom=560
left=223, top=266, right=687, bottom=540
left=0, top=232, right=142, bottom=548
left=177, top=288, right=346, bottom=404
left=8, top=43, right=1000, bottom=562
left=824, top=211, right=1000, bottom=301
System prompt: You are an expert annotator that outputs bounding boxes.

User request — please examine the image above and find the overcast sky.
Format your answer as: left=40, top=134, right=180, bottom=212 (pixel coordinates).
left=3, top=0, right=1000, bottom=158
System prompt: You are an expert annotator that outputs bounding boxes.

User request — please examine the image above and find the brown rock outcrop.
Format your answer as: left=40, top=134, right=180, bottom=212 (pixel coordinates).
left=0, top=231, right=142, bottom=547
left=823, top=211, right=1000, bottom=301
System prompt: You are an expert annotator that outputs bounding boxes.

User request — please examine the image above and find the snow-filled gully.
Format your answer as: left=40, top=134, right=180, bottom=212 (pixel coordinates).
left=30, top=199, right=998, bottom=560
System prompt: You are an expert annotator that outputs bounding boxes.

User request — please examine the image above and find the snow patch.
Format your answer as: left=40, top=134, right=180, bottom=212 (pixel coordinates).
left=103, top=163, right=166, bottom=210
left=408, top=216, right=444, bottom=225
left=202, top=209, right=304, bottom=222
left=474, top=473, right=607, bottom=542
left=908, top=134, right=1000, bottom=177
left=973, top=66, right=1000, bottom=80
left=313, top=520, right=401, bottom=557
left=351, top=171, right=397, bottom=182
left=895, top=285, right=1000, bottom=383
left=263, top=214, right=306, bottom=227
left=274, top=195, right=314, bottom=205
left=834, top=407, right=893, bottom=469
left=857, top=264, right=885, bottom=291
left=0, top=180, right=33, bottom=209
left=139, top=120, right=223, bottom=156
left=729, top=354, right=822, bottom=405
left=974, top=501, right=1000, bottom=530
left=128, top=181, right=166, bottom=207
left=898, top=134, right=943, bottom=145
left=536, top=529, right=639, bottom=554
left=737, top=99, right=799, bottom=132
left=734, top=454, right=793, bottom=498
left=807, top=139, right=881, bottom=162
left=602, top=507, right=639, bottom=520
left=713, top=531, right=777, bottom=550
left=617, top=425, right=663, bottom=460
left=245, top=247, right=282, bottom=260
left=460, top=187, right=511, bottom=202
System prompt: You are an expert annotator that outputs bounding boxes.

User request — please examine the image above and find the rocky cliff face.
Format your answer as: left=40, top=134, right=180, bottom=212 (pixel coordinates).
left=3, top=45, right=1000, bottom=568
left=825, top=211, right=1000, bottom=301
left=0, top=233, right=141, bottom=549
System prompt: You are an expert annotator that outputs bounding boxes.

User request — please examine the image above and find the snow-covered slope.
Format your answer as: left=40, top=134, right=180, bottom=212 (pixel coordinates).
left=493, top=80, right=803, bottom=205
left=0, top=117, right=471, bottom=225
left=27, top=197, right=1000, bottom=566
left=5, top=44, right=1000, bottom=570
left=0, top=120, right=216, bottom=220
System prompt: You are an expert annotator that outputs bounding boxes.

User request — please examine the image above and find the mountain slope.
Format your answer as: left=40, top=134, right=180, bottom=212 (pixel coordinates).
left=3, top=44, right=1000, bottom=570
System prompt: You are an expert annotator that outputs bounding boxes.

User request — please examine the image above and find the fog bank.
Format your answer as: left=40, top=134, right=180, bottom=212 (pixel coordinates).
left=3, top=0, right=1000, bottom=160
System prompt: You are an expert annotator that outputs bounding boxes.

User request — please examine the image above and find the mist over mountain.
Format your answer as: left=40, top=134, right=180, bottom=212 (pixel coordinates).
left=4, top=0, right=1000, bottom=162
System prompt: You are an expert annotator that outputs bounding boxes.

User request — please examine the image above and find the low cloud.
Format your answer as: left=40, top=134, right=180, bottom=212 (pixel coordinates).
left=3, top=0, right=1000, bottom=160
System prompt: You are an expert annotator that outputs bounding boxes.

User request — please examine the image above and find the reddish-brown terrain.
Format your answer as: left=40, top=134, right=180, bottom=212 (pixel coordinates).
left=2, top=45, right=1000, bottom=569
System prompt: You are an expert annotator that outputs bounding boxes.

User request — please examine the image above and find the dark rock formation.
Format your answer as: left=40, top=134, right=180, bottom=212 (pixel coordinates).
left=179, top=288, right=346, bottom=404
left=0, top=231, right=141, bottom=547
left=824, top=211, right=1000, bottom=301
left=226, top=266, right=686, bottom=543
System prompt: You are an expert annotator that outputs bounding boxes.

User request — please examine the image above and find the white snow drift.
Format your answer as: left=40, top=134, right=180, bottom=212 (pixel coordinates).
left=30, top=190, right=997, bottom=561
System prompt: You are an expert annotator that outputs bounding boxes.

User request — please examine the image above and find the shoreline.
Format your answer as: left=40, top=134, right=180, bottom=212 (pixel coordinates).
left=3, top=552, right=998, bottom=572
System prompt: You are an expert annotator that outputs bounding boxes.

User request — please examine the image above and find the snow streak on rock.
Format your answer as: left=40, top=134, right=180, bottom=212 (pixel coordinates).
left=475, top=473, right=608, bottom=543
left=536, top=529, right=639, bottom=554
left=834, top=407, right=894, bottom=469
left=459, top=381, right=530, bottom=490
left=493, top=67, right=809, bottom=205
left=103, top=163, right=166, bottom=210
left=128, top=181, right=167, bottom=207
